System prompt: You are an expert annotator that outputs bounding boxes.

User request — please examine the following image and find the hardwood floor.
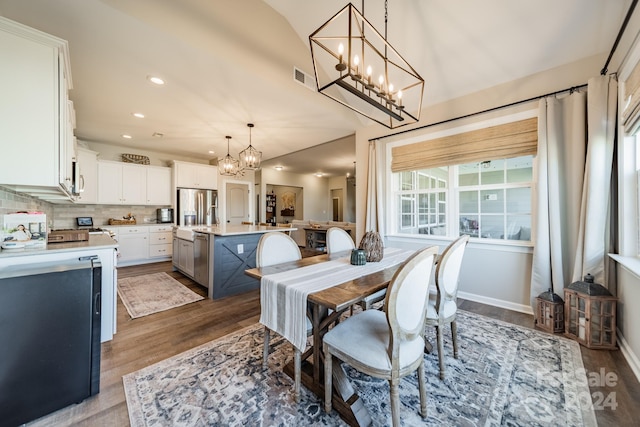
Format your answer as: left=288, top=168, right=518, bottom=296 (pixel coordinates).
left=28, top=261, right=640, bottom=426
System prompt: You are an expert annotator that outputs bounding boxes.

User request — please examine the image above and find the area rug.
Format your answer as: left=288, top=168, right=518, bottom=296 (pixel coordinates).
left=122, top=310, right=596, bottom=426
left=118, top=272, right=204, bottom=319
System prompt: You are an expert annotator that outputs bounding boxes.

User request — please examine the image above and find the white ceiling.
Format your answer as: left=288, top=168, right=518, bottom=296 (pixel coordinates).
left=0, top=0, right=631, bottom=177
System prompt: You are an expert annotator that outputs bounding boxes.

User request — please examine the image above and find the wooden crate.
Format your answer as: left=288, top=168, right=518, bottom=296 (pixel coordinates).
left=108, top=218, right=136, bottom=225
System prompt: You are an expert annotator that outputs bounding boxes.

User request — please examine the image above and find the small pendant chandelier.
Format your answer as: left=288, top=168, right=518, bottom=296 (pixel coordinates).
left=239, top=123, right=262, bottom=170
left=218, top=135, right=240, bottom=176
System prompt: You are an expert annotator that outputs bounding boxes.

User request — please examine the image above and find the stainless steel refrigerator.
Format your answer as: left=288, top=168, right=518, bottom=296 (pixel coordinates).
left=177, top=188, right=218, bottom=226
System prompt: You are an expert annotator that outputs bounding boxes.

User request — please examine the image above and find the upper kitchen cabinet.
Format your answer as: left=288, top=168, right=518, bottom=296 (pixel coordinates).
left=98, top=161, right=146, bottom=205
left=145, top=166, right=171, bottom=205
left=0, top=17, right=76, bottom=201
left=172, top=161, right=217, bottom=190
left=97, top=160, right=171, bottom=206
left=74, top=147, right=98, bottom=204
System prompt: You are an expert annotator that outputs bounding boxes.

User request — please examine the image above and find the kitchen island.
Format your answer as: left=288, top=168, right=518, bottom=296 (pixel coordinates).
left=172, top=224, right=296, bottom=299
left=0, top=234, right=118, bottom=342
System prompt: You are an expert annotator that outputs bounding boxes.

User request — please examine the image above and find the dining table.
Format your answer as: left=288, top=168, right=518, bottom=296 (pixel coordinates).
left=244, top=246, right=418, bottom=427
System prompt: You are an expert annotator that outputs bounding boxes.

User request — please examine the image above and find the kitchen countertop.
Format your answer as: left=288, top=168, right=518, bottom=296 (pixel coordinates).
left=180, top=224, right=297, bottom=237
left=0, top=234, right=117, bottom=259
left=100, top=223, right=173, bottom=228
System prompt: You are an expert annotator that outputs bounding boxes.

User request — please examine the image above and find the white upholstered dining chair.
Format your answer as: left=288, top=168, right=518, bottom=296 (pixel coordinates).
left=425, top=234, right=469, bottom=380
left=256, top=231, right=309, bottom=402
left=322, top=246, right=439, bottom=426
left=325, top=227, right=355, bottom=254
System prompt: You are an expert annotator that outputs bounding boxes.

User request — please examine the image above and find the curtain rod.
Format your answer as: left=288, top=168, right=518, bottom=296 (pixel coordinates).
left=601, top=0, right=638, bottom=75
left=369, top=83, right=587, bottom=142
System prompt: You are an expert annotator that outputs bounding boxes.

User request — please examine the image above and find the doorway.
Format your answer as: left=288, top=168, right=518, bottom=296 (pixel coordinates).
left=330, top=188, right=343, bottom=222
left=226, top=181, right=250, bottom=225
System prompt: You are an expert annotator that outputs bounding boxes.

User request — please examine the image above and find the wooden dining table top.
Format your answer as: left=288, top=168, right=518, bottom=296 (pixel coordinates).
left=244, top=251, right=406, bottom=312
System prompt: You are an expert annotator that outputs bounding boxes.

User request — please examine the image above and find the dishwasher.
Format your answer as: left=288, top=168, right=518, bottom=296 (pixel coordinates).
left=193, top=232, right=209, bottom=288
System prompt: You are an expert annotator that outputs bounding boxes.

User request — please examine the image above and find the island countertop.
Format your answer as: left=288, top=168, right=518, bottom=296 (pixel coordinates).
left=0, top=234, right=118, bottom=259
left=178, top=224, right=297, bottom=237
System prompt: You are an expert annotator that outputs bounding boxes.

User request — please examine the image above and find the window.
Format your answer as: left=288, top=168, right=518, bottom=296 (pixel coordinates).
left=458, top=156, right=532, bottom=241
left=395, top=168, right=447, bottom=236
left=392, top=155, right=533, bottom=242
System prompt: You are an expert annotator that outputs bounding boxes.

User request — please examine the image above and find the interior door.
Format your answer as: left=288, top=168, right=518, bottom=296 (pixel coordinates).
left=226, top=182, right=249, bottom=225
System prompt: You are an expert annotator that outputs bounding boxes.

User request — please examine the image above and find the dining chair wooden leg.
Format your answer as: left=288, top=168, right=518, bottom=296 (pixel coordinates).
left=323, top=343, right=333, bottom=413
left=436, top=325, right=445, bottom=380
left=418, top=361, right=427, bottom=419
left=451, top=320, right=459, bottom=359
left=389, top=378, right=400, bottom=427
left=294, top=348, right=301, bottom=403
left=262, top=327, right=270, bottom=369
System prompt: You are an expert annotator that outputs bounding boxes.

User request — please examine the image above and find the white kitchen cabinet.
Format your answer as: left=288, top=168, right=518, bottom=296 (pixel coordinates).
left=172, top=160, right=217, bottom=190
left=149, top=225, right=172, bottom=258
left=146, top=167, right=171, bottom=205
left=98, top=160, right=171, bottom=206
left=0, top=17, right=76, bottom=200
left=122, top=165, right=146, bottom=204
left=117, top=226, right=149, bottom=263
left=177, top=239, right=195, bottom=277
left=75, top=147, right=98, bottom=204
left=97, top=161, right=146, bottom=205
left=98, top=161, right=123, bottom=204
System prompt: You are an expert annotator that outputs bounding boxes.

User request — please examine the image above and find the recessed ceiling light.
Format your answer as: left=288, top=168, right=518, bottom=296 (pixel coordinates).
left=122, top=134, right=132, bottom=139
left=132, top=112, right=145, bottom=118
left=275, top=166, right=283, bottom=171
left=315, top=172, right=323, bottom=177
left=208, top=150, right=215, bottom=154
left=147, top=75, right=165, bottom=85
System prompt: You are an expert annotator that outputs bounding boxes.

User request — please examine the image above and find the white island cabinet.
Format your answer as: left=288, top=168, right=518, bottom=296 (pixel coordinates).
left=0, top=17, right=76, bottom=201
left=0, top=235, right=119, bottom=342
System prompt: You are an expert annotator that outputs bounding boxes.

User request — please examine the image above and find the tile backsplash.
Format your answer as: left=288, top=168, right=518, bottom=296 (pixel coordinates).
left=52, top=204, right=167, bottom=229
left=0, top=186, right=169, bottom=230
left=0, top=187, right=54, bottom=224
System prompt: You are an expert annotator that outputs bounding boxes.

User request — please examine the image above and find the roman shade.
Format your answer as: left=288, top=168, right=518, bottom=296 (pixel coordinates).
left=391, top=117, right=538, bottom=172
left=622, top=59, right=640, bottom=134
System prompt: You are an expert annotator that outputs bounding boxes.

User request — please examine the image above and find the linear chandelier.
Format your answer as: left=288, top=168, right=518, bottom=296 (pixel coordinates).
left=218, top=123, right=262, bottom=176
left=309, top=1, right=424, bottom=129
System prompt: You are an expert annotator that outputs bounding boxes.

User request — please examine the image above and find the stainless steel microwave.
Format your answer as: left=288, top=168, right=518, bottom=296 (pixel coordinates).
left=156, top=208, right=174, bottom=223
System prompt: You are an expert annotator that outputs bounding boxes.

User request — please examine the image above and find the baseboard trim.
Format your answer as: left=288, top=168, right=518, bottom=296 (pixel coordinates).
left=617, top=329, right=640, bottom=383
left=458, top=291, right=534, bottom=315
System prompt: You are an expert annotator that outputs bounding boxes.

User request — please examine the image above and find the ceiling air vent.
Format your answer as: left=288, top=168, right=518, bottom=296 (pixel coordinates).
left=293, top=66, right=316, bottom=91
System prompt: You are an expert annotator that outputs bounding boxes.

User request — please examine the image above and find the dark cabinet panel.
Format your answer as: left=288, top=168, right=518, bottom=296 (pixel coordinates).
left=212, top=234, right=260, bottom=299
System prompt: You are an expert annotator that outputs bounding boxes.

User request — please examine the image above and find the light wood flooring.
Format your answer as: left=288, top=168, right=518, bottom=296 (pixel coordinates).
left=28, top=261, right=640, bottom=426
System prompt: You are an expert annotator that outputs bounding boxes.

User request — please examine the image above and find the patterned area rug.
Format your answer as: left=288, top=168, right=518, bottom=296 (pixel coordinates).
left=118, top=272, right=204, bottom=319
left=122, top=310, right=596, bottom=426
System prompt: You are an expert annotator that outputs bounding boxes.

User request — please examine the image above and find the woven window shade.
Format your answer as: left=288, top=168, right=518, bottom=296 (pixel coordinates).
left=391, top=117, right=538, bottom=172
left=623, top=60, right=640, bottom=134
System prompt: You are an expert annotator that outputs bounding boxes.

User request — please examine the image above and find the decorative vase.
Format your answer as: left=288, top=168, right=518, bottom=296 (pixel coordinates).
left=350, top=249, right=366, bottom=266
left=359, top=231, right=384, bottom=262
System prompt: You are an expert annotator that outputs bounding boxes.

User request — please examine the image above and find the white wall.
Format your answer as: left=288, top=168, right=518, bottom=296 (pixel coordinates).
left=259, top=168, right=329, bottom=222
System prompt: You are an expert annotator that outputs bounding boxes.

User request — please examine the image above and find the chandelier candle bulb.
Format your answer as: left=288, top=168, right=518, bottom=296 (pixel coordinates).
left=353, top=55, right=360, bottom=78
left=336, top=43, right=346, bottom=72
